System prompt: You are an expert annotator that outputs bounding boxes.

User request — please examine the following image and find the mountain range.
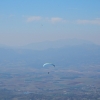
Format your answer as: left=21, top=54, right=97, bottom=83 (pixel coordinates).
left=0, top=39, right=100, bottom=68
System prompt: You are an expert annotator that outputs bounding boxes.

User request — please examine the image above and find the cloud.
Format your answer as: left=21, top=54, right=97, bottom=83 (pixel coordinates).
left=77, top=18, right=100, bottom=25
left=27, top=16, right=41, bottom=22
left=51, top=17, right=62, bottom=22
left=50, top=17, right=66, bottom=23
left=27, top=16, right=66, bottom=23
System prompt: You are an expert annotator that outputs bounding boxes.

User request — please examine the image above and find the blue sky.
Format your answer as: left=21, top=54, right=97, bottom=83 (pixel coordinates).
left=0, top=0, right=100, bottom=46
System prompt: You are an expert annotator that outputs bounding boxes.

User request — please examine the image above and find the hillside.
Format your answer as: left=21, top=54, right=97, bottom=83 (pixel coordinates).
left=0, top=43, right=100, bottom=68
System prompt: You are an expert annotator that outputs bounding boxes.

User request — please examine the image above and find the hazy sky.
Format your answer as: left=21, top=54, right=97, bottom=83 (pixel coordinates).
left=0, top=0, right=100, bottom=46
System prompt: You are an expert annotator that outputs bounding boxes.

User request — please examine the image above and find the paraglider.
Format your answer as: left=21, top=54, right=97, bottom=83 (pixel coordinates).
left=43, top=63, right=55, bottom=74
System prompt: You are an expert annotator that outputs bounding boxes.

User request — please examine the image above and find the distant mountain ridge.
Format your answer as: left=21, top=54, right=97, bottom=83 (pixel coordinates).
left=0, top=41, right=100, bottom=68
left=20, top=39, right=94, bottom=50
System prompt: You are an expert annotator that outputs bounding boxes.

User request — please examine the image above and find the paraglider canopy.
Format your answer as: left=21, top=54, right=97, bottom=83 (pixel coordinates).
left=43, top=63, right=55, bottom=67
